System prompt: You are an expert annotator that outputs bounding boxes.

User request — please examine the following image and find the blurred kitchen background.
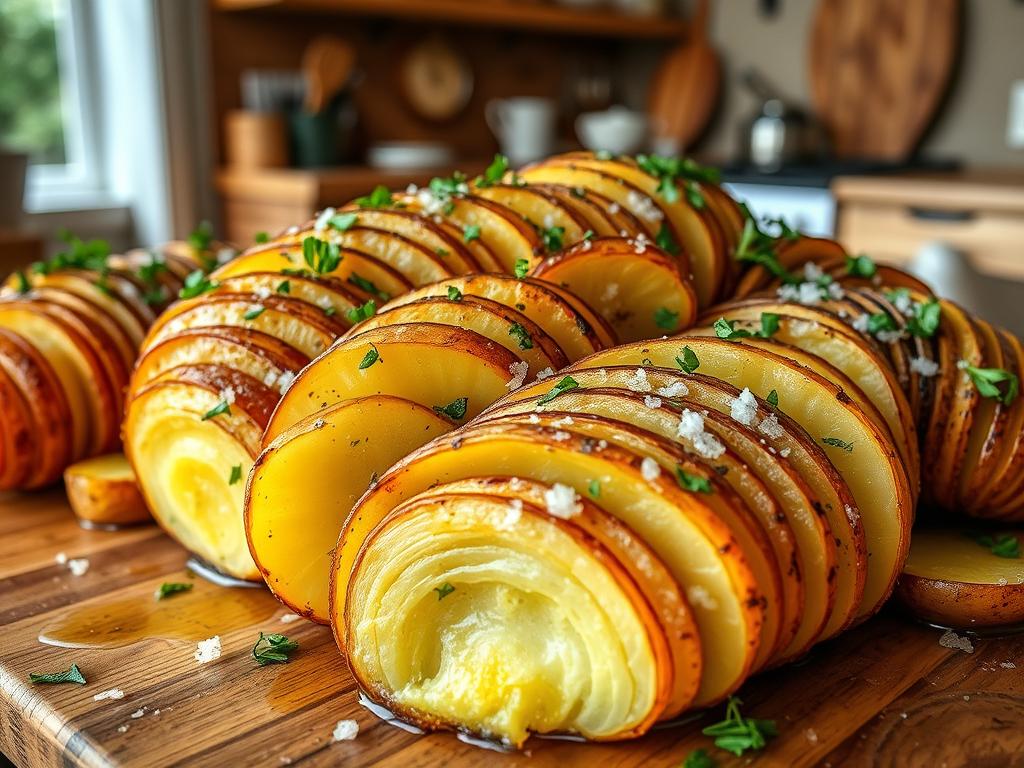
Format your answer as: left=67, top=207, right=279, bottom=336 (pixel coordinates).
left=0, top=0, right=1022, bottom=330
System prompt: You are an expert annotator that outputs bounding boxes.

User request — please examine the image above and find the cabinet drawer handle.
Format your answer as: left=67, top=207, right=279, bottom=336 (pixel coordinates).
left=907, top=206, right=976, bottom=223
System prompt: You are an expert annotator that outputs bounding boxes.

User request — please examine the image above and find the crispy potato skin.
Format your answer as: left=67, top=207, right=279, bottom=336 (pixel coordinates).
left=896, top=574, right=1024, bottom=630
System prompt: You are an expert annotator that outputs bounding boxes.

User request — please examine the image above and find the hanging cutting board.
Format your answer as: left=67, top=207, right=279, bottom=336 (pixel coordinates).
left=809, top=0, right=960, bottom=160
left=647, top=0, right=720, bottom=154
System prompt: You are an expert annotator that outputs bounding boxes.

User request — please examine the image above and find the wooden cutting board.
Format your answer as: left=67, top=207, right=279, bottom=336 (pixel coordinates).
left=809, top=0, right=960, bottom=160
left=647, top=0, right=720, bottom=153
left=3, top=491, right=1024, bottom=767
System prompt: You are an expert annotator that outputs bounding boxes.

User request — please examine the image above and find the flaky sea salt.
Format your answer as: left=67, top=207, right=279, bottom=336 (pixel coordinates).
left=333, top=720, right=359, bottom=741
left=67, top=558, right=90, bottom=577
left=643, top=395, right=662, bottom=409
left=677, top=409, right=725, bottom=459
left=506, top=360, right=529, bottom=391
left=195, top=636, right=222, bottom=664
left=938, top=629, right=973, bottom=653
left=909, top=356, right=939, bottom=377
left=640, top=457, right=661, bottom=482
left=729, top=387, right=758, bottom=426
left=626, top=367, right=651, bottom=392
left=656, top=380, right=689, bottom=397
left=544, top=483, right=581, bottom=519
left=93, top=689, right=125, bottom=701
left=757, top=413, right=785, bottom=439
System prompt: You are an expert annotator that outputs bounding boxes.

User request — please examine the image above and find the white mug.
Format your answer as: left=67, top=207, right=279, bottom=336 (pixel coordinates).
left=485, top=97, right=557, bottom=166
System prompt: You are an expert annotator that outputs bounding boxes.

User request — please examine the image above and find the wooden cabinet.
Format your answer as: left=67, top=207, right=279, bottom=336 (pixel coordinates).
left=832, top=171, right=1024, bottom=279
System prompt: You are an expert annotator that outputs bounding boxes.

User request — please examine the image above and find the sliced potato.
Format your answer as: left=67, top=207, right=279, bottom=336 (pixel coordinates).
left=531, top=237, right=697, bottom=343
left=570, top=337, right=911, bottom=622
left=64, top=453, right=151, bottom=527
left=473, top=184, right=589, bottom=244
left=264, top=324, right=523, bottom=444
left=247, top=396, right=452, bottom=621
left=346, top=489, right=670, bottom=745
left=898, top=529, right=1024, bottom=629
left=335, top=421, right=763, bottom=707
left=532, top=183, right=644, bottom=237
left=380, top=275, right=608, bottom=362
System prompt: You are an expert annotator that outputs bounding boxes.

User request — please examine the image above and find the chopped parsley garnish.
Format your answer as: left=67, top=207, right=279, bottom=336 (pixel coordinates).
left=301, top=236, right=342, bottom=275
left=907, top=297, right=941, bottom=338
left=436, top=247, right=450, bottom=257
left=635, top=154, right=720, bottom=209
left=187, top=220, right=214, bottom=255
left=588, top=479, right=601, bottom=498
left=14, top=270, right=30, bottom=294
left=354, top=185, right=393, bottom=209
left=675, top=467, right=712, bottom=494
left=961, top=363, right=1019, bottom=405
left=429, top=170, right=469, bottom=203
left=475, top=154, right=509, bottom=188
left=654, top=307, right=679, bottom=331
left=463, top=224, right=481, bottom=243
left=508, top=322, right=534, bottom=350
left=328, top=212, right=358, bottom=232
left=702, top=696, right=777, bottom=757
left=676, top=346, right=700, bottom=373
left=514, top=258, right=530, bottom=279
left=447, top=285, right=463, bottom=301
left=202, top=400, right=231, bottom=421
left=655, top=222, right=680, bottom=255
left=31, top=229, right=111, bottom=276
left=138, top=255, right=168, bottom=306
left=254, top=231, right=269, bottom=244
left=243, top=306, right=265, bottom=321
left=537, top=375, right=579, bottom=405
left=966, top=531, right=1020, bottom=559
left=276, top=280, right=291, bottom=294
left=682, top=748, right=716, bottom=768
left=821, top=437, right=854, bottom=452
left=347, top=273, right=390, bottom=301
left=766, top=389, right=779, bottom=408
left=540, top=225, right=565, bottom=252
left=434, top=582, right=456, bottom=600
left=156, top=582, right=194, bottom=600
left=433, top=397, right=469, bottom=421
left=252, top=632, right=299, bottom=666
left=229, top=464, right=243, bottom=485
left=713, top=314, right=778, bottom=340
left=29, top=663, right=86, bottom=685
left=582, top=229, right=595, bottom=241
left=759, top=312, right=781, bottom=337
left=867, top=313, right=897, bottom=335
left=323, top=305, right=336, bottom=317
left=733, top=217, right=795, bottom=283
left=845, top=253, right=876, bottom=278
left=345, top=299, right=377, bottom=324
left=358, top=344, right=380, bottom=370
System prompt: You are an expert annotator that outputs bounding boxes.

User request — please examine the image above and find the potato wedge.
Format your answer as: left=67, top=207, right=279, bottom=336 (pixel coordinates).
left=64, top=453, right=151, bottom=528
left=570, top=337, right=911, bottom=622
left=379, top=274, right=609, bottom=362
left=264, top=324, right=523, bottom=444
left=247, top=395, right=452, bottom=622
left=334, top=421, right=763, bottom=707
left=897, top=529, right=1024, bottom=629
left=345, top=490, right=670, bottom=745
left=531, top=237, right=697, bottom=343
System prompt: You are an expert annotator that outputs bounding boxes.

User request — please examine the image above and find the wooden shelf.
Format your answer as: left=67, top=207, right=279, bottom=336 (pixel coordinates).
left=213, top=0, right=688, bottom=40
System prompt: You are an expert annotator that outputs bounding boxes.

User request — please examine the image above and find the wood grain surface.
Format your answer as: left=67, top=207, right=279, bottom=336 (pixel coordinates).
left=2, top=491, right=1023, bottom=768
left=809, top=0, right=960, bottom=161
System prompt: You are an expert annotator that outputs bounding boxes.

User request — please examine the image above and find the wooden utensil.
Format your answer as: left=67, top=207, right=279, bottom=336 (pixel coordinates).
left=647, top=0, right=720, bottom=154
left=302, top=36, right=356, bottom=114
left=809, top=0, right=960, bottom=160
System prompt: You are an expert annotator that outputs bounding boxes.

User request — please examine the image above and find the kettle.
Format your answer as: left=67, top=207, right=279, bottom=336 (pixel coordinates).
left=740, top=68, right=828, bottom=172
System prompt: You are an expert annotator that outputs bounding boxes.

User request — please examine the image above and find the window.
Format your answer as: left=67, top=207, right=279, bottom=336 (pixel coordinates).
left=0, top=0, right=104, bottom=210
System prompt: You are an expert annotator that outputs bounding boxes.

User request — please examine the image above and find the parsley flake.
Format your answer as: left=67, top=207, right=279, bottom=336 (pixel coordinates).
left=179, top=270, right=219, bottom=299
left=463, top=224, right=481, bottom=243
left=654, top=307, right=679, bottom=331
left=538, top=375, right=579, bottom=405
left=202, top=400, right=231, bottom=421
left=508, top=322, right=534, bottom=350
left=252, top=632, right=299, bottom=666
left=254, top=231, right=269, bottom=244
left=355, top=185, right=393, bottom=209
left=29, top=663, right=86, bottom=685
left=766, top=389, right=779, bottom=408
left=845, top=253, right=876, bottom=278
left=347, top=273, right=390, bottom=301
left=655, top=222, right=680, bottom=255
left=434, top=582, right=456, bottom=600
left=540, top=225, right=565, bottom=252
left=588, top=479, right=601, bottom=498
left=433, top=397, right=469, bottom=421
left=345, top=299, right=377, bottom=324
left=675, top=467, right=712, bottom=493
left=676, top=346, right=700, bottom=373
left=229, top=464, right=243, bottom=485
left=962, top=363, right=1019, bottom=405
left=358, top=344, right=380, bottom=370
left=156, top=582, right=194, bottom=600
left=475, top=154, right=509, bottom=188
left=447, top=285, right=463, bottom=301
left=328, top=212, right=359, bottom=232
left=821, top=437, right=854, bottom=452
left=702, top=696, right=777, bottom=757
left=514, top=258, right=530, bottom=279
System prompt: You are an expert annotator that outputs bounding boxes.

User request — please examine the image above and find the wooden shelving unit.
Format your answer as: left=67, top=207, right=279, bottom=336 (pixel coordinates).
left=214, top=0, right=688, bottom=40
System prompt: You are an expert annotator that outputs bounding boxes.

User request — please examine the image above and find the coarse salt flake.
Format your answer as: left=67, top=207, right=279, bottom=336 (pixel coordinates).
left=729, top=387, right=758, bottom=426
left=677, top=409, right=725, bottom=459
left=506, top=360, right=529, bottom=391
left=910, top=356, right=939, bottom=377
left=54, top=552, right=67, bottom=565
left=544, top=483, right=581, bottom=519
left=280, top=613, right=301, bottom=624
left=535, top=367, right=555, bottom=382
left=938, top=629, right=973, bottom=653
left=757, top=413, right=785, bottom=439
left=314, top=207, right=337, bottom=232
left=656, top=381, right=689, bottom=397
left=67, top=558, right=89, bottom=577
left=333, top=720, right=359, bottom=741
left=640, top=457, right=661, bottom=482
left=687, top=585, right=718, bottom=610
left=94, top=689, right=125, bottom=701
left=218, top=387, right=236, bottom=405
left=195, top=636, right=222, bottom=664
left=643, top=395, right=662, bottom=409
left=626, top=367, right=651, bottom=392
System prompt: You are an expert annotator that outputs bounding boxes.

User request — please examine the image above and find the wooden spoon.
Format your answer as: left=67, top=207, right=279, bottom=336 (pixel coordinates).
left=303, top=36, right=356, bottom=114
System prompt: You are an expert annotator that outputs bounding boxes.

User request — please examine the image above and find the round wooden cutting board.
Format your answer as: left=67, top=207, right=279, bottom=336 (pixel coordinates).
left=808, top=0, right=961, bottom=160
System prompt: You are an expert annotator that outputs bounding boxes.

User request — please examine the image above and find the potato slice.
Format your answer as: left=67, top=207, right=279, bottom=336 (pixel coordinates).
left=481, top=408, right=786, bottom=673
left=30, top=285, right=137, bottom=372
left=426, top=475, right=702, bottom=719
left=145, top=294, right=343, bottom=360
left=214, top=244, right=414, bottom=301
left=490, top=367, right=844, bottom=656
left=571, top=337, right=912, bottom=621
left=350, top=296, right=568, bottom=377
left=973, top=332, right=1024, bottom=517
left=733, top=236, right=848, bottom=299
left=532, top=237, right=697, bottom=343
left=473, top=184, right=589, bottom=244
left=64, top=453, right=151, bottom=528
left=380, top=274, right=609, bottom=362
left=295, top=226, right=453, bottom=286
left=527, top=155, right=723, bottom=307
left=131, top=326, right=309, bottom=393
left=334, top=421, right=763, bottom=706
left=897, top=529, right=1024, bottom=629
left=264, top=324, right=523, bottom=445
left=394, top=193, right=537, bottom=273
left=531, top=183, right=644, bottom=237
left=125, top=364, right=279, bottom=580
left=246, top=396, right=452, bottom=622
left=346, top=490, right=670, bottom=745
